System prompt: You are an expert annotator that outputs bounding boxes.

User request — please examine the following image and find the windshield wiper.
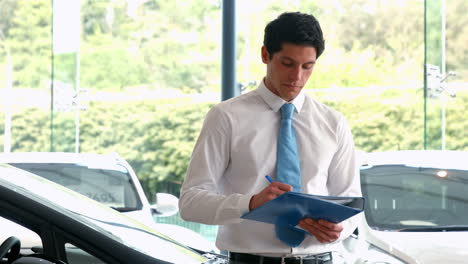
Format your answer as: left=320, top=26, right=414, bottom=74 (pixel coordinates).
left=398, top=225, right=468, bottom=232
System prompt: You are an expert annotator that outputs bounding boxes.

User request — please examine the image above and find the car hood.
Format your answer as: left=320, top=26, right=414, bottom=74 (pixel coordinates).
left=370, top=230, right=468, bottom=263
left=123, top=210, right=219, bottom=253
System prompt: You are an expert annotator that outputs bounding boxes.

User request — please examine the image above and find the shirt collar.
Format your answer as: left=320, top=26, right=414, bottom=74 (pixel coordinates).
left=257, top=79, right=305, bottom=113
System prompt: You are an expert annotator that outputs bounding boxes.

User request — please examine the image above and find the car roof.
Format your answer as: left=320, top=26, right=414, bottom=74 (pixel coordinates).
left=0, top=152, right=132, bottom=173
left=361, top=150, right=468, bottom=170
left=0, top=152, right=121, bottom=164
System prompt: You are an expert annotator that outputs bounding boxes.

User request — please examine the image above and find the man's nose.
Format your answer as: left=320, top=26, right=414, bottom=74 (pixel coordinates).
left=288, top=67, right=302, bottom=81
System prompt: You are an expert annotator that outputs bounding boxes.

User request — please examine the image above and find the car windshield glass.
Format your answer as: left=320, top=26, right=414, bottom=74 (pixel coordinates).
left=73, top=212, right=206, bottom=263
left=11, top=163, right=141, bottom=211
left=361, top=165, right=468, bottom=231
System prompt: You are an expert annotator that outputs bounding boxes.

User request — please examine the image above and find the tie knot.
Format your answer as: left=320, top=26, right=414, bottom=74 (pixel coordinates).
left=280, top=103, right=295, bottom=120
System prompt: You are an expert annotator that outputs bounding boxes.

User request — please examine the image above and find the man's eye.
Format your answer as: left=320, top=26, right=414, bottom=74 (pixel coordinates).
left=282, top=62, right=293, bottom=67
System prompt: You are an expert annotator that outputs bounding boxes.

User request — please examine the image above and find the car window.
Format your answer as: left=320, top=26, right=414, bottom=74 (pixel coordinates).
left=65, top=243, right=107, bottom=264
left=11, top=163, right=141, bottom=211
left=0, top=217, right=42, bottom=256
left=361, top=165, right=468, bottom=230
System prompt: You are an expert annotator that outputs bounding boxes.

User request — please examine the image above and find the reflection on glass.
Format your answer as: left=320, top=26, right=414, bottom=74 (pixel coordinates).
left=362, top=165, right=468, bottom=231
left=13, top=162, right=141, bottom=211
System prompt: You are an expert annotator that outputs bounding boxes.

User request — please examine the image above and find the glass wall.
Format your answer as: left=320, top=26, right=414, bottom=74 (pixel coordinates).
left=428, top=0, right=468, bottom=150
left=1, top=0, right=467, bottom=243
left=0, top=0, right=52, bottom=152
left=237, top=0, right=427, bottom=152
left=445, top=0, right=468, bottom=150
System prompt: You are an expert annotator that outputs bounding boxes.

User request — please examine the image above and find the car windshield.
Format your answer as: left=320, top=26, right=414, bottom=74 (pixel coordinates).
left=361, top=165, right=468, bottom=231
left=0, top=165, right=207, bottom=264
left=11, top=163, right=141, bottom=211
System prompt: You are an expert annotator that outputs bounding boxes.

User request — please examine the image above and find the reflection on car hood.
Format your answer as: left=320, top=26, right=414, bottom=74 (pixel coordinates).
left=371, top=230, right=468, bottom=263
left=123, top=210, right=219, bottom=253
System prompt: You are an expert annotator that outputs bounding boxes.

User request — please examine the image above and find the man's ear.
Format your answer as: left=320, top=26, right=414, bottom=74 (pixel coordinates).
left=261, top=46, right=269, bottom=64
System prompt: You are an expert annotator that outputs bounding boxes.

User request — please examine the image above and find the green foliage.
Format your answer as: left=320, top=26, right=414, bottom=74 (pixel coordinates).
left=307, top=45, right=422, bottom=89
left=52, top=110, right=93, bottom=152
left=81, top=0, right=111, bottom=37
left=314, top=89, right=426, bottom=152
left=2, top=0, right=467, bottom=92
left=54, top=53, right=78, bottom=84
left=446, top=1, right=468, bottom=80
left=2, top=90, right=467, bottom=200
left=425, top=0, right=444, bottom=68
left=1, top=0, right=467, bottom=201
left=425, top=90, right=468, bottom=150
left=6, top=0, right=51, bottom=88
left=9, top=108, right=51, bottom=152
left=333, top=0, right=424, bottom=64
left=77, top=100, right=213, bottom=198
left=80, top=39, right=149, bottom=90
left=0, top=0, right=17, bottom=38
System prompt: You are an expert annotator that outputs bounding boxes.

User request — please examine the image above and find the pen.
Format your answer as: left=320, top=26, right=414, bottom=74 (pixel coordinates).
left=265, top=175, right=274, bottom=183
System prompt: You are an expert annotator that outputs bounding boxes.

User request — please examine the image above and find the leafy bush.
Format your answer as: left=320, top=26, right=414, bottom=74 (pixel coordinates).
left=2, top=89, right=466, bottom=200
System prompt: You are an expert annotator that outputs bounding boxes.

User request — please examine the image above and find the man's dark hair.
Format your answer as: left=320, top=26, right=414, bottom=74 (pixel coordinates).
left=263, top=12, right=325, bottom=59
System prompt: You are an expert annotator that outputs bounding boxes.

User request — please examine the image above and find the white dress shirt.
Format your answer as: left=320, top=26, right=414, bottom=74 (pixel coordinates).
left=179, top=81, right=362, bottom=256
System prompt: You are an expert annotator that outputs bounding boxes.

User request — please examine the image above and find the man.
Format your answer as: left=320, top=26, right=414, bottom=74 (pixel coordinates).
left=179, top=12, right=361, bottom=264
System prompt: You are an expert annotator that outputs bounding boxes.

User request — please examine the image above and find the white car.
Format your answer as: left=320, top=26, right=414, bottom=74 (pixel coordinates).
left=0, top=152, right=218, bottom=254
left=0, top=164, right=227, bottom=263
left=340, top=150, right=468, bottom=264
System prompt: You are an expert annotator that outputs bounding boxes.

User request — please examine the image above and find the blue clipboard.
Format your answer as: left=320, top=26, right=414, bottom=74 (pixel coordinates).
left=241, top=192, right=365, bottom=232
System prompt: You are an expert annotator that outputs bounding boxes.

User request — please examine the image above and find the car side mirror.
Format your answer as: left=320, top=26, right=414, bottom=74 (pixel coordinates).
left=151, top=193, right=179, bottom=217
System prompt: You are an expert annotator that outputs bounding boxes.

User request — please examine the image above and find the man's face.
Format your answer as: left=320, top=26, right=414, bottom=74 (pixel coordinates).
left=262, top=43, right=317, bottom=102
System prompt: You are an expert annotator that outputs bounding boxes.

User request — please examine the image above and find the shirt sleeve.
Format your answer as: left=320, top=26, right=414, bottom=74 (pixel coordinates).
left=327, top=115, right=362, bottom=241
left=179, top=105, right=252, bottom=225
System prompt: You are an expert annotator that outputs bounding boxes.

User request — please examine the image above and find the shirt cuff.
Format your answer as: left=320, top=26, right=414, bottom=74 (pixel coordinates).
left=238, top=194, right=253, bottom=216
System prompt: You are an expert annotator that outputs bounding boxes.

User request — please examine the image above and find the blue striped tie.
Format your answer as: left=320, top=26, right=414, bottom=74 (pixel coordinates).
left=275, top=103, right=305, bottom=247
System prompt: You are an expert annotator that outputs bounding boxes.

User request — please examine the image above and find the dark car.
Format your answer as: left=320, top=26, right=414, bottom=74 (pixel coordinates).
left=0, top=164, right=228, bottom=264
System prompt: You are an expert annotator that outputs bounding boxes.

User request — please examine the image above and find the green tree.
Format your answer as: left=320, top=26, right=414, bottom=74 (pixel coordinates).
left=7, top=0, right=51, bottom=88
left=446, top=0, right=468, bottom=81
left=81, top=0, right=111, bottom=38
left=0, top=0, right=17, bottom=39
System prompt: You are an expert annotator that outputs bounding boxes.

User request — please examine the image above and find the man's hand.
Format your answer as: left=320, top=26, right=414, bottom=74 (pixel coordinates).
left=249, top=182, right=292, bottom=210
left=298, top=218, right=343, bottom=243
